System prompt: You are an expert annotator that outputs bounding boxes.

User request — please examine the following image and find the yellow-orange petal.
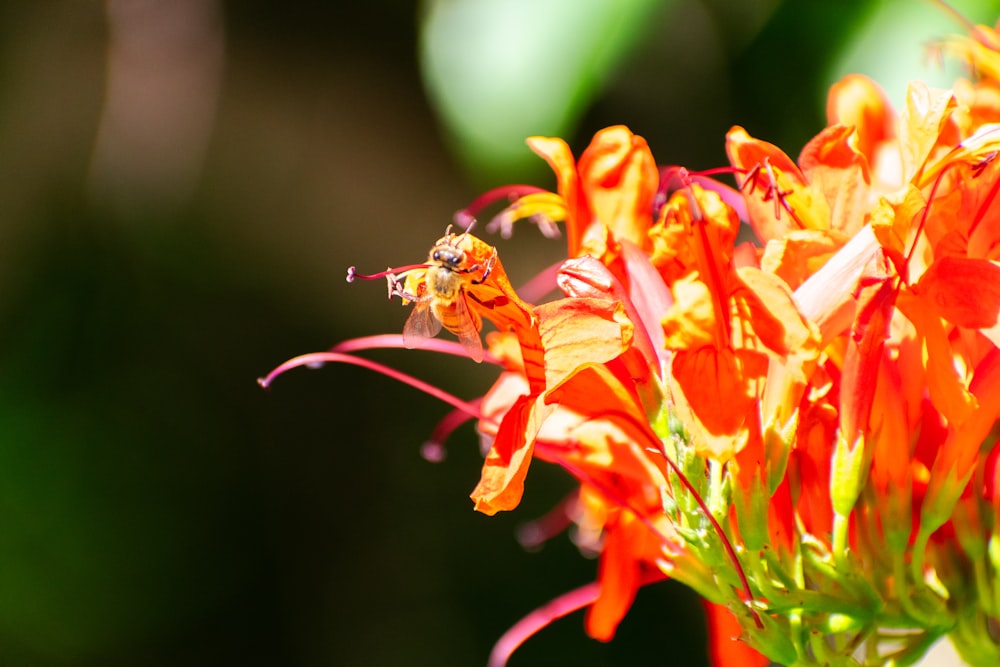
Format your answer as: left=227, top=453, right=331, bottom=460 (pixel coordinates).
left=898, top=81, right=957, bottom=184
left=798, top=124, right=871, bottom=236
left=760, top=228, right=848, bottom=290
left=576, top=125, right=658, bottom=249
left=734, top=266, right=819, bottom=361
left=537, top=297, right=633, bottom=390
left=826, top=73, right=895, bottom=165
left=662, top=273, right=718, bottom=350
left=527, top=134, right=587, bottom=254
left=471, top=393, right=549, bottom=515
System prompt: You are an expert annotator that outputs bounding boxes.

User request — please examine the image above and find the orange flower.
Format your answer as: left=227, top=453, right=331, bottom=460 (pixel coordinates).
left=263, top=10, right=1000, bottom=667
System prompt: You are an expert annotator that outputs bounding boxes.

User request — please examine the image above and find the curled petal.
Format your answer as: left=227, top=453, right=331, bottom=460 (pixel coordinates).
left=557, top=253, right=664, bottom=373
left=576, top=125, right=659, bottom=249
left=798, top=124, right=871, bottom=235
left=726, top=126, right=821, bottom=239
left=472, top=393, right=549, bottom=515
left=898, top=81, right=957, bottom=183
left=826, top=73, right=895, bottom=165
left=527, top=135, right=586, bottom=254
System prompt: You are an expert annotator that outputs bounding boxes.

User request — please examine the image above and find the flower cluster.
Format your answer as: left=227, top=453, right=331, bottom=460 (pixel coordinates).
left=262, top=13, right=1000, bottom=667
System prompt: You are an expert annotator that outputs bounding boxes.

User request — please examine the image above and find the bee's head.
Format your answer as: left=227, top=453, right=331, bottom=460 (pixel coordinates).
left=432, top=245, right=464, bottom=267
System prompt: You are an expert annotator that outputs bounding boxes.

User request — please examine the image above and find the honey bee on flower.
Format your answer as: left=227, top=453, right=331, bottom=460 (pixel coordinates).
left=399, top=231, right=498, bottom=363
left=347, top=228, right=503, bottom=363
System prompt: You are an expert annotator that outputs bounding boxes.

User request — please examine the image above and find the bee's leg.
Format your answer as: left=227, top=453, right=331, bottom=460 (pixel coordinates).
left=470, top=248, right=498, bottom=285
left=388, top=275, right=429, bottom=303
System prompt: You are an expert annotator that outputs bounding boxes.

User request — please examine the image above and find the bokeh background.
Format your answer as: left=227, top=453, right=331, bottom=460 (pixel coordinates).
left=0, top=1, right=997, bottom=665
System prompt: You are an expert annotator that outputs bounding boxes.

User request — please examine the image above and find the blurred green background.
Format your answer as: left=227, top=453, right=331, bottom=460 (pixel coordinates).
left=0, top=1, right=996, bottom=665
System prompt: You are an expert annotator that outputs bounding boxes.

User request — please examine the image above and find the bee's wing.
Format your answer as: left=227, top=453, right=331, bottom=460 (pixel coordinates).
left=447, top=294, right=484, bottom=363
left=402, top=300, right=442, bottom=349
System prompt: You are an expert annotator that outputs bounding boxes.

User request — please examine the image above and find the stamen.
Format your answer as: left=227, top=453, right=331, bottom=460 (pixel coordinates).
left=329, top=334, right=500, bottom=365
left=487, top=569, right=668, bottom=667
left=346, top=263, right=430, bottom=283
left=517, top=260, right=561, bottom=303
left=656, top=165, right=749, bottom=220
left=420, top=400, right=483, bottom=462
left=454, top=184, right=549, bottom=230
left=487, top=581, right=601, bottom=667
left=515, top=490, right=578, bottom=550
left=257, top=351, right=483, bottom=418
left=740, top=157, right=805, bottom=229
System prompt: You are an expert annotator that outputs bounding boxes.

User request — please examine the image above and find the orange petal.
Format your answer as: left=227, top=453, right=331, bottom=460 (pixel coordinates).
left=826, top=73, right=895, bottom=164
left=726, top=126, right=818, bottom=240
left=527, top=135, right=587, bottom=254
left=798, top=124, right=871, bottom=236
left=670, top=346, right=766, bottom=459
left=759, top=228, right=848, bottom=290
left=703, top=601, right=771, bottom=667
left=537, top=297, right=633, bottom=390
left=916, top=256, right=1000, bottom=330
left=897, top=81, right=957, bottom=183
left=585, top=514, right=642, bottom=642
left=897, top=292, right=978, bottom=428
left=471, top=393, right=548, bottom=515
left=576, top=125, right=658, bottom=249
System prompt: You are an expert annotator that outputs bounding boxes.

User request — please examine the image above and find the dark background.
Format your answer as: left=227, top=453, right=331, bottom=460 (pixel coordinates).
left=0, top=2, right=993, bottom=665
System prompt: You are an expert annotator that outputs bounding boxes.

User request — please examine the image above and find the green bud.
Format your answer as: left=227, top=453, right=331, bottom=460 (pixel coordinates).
left=830, top=432, right=868, bottom=517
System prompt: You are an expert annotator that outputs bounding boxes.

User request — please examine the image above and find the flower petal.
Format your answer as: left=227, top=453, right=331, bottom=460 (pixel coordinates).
left=576, top=125, right=658, bottom=250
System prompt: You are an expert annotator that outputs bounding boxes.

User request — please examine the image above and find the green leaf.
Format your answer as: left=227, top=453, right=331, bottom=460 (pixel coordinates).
left=419, top=0, right=667, bottom=181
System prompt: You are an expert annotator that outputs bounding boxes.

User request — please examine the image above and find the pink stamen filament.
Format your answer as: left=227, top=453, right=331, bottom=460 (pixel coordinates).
left=487, top=581, right=601, bottom=667
left=657, top=165, right=749, bottom=221
left=488, top=570, right=668, bottom=667
left=659, top=452, right=763, bottom=629
left=258, top=351, right=483, bottom=419
left=346, top=263, right=430, bottom=283
left=516, top=260, right=561, bottom=304
left=329, top=334, right=501, bottom=364
left=421, top=401, right=482, bottom=462
left=454, top=184, right=550, bottom=229
left=515, top=490, right=578, bottom=550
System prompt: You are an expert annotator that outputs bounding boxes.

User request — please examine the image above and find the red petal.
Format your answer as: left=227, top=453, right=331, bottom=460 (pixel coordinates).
left=703, top=601, right=770, bottom=667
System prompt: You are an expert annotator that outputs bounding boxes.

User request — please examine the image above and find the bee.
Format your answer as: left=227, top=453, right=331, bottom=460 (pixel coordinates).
left=401, top=232, right=496, bottom=362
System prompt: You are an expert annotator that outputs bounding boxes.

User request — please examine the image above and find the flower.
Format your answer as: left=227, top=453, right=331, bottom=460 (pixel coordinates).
left=262, top=10, right=1000, bottom=667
